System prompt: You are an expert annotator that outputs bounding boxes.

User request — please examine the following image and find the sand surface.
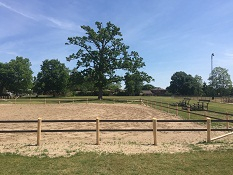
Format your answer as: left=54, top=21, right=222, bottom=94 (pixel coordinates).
left=0, top=103, right=232, bottom=157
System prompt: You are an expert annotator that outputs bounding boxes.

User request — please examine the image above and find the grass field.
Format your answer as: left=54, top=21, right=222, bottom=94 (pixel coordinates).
left=1, top=150, right=233, bottom=175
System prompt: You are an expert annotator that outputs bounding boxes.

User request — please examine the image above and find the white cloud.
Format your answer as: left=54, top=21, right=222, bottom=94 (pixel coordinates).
left=0, top=1, right=80, bottom=31
left=41, top=16, right=80, bottom=31
left=0, top=1, right=36, bottom=20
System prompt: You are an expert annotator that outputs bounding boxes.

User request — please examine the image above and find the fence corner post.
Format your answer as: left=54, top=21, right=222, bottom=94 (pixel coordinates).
left=96, top=117, right=100, bottom=145
left=207, top=117, right=211, bottom=143
left=176, top=104, right=178, bottom=116
left=153, top=118, right=157, bottom=146
left=37, top=118, right=42, bottom=146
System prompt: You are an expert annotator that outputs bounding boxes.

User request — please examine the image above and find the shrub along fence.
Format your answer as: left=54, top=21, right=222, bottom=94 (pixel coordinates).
left=0, top=118, right=232, bottom=146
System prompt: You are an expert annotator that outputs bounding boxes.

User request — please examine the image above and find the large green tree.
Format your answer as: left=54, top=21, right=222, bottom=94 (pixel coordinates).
left=0, top=57, right=33, bottom=95
left=167, top=71, right=196, bottom=95
left=66, top=21, right=152, bottom=99
left=34, top=59, right=69, bottom=96
left=208, top=67, right=232, bottom=96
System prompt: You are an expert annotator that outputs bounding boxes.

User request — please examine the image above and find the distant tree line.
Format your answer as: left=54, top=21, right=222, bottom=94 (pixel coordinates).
left=1, top=57, right=232, bottom=97
left=166, top=68, right=232, bottom=97
left=1, top=56, right=231, bottom=98
left=0, top=57, right=152, bottom=97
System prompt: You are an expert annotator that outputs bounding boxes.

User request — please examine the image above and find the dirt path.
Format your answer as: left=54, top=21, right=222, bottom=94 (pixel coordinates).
left=0, top=103, right=232, bottom=157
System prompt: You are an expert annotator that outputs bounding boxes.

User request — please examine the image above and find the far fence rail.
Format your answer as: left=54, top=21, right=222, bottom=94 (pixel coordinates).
left=141, top=99, right=233, bottom=122
left=1, top=118, right=233, bottom=146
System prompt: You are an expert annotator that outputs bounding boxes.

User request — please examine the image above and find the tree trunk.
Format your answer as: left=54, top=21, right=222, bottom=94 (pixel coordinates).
left=98, top=87, right=103, bottom=100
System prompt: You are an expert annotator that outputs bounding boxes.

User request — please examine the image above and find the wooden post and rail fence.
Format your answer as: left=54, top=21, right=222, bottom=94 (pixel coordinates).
left=142, top=99, right=233, bottom=127
left=0, top=118, right=233, bottom=146
left=1, top=97, right=233, bottom=146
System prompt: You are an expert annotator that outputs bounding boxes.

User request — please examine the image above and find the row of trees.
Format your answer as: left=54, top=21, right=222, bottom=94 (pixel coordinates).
left=166, top=68, right=232, bottom=96
left=0, top=57, right=152, bottom=97
left=1, top=56, right=232, bottom=97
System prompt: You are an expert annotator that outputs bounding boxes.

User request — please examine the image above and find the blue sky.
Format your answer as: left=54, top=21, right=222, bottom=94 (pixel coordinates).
left=1, top=0, right=233, bottom=89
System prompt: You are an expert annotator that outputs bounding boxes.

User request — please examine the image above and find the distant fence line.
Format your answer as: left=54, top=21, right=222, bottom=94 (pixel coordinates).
left=0, top=97, right=142, bottom=104
left=141, top=99, right=233, bottom=119
left=0, top=118, right=233, bottom=146
left=1, top=97, right=233, bottom=123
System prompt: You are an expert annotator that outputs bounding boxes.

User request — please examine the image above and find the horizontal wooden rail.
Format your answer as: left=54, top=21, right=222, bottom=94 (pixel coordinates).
left=1, top=118, right=233, bottom=145
left=1, top=119, right=233, bottom=123
left=1, top=128, right=232, bottom=133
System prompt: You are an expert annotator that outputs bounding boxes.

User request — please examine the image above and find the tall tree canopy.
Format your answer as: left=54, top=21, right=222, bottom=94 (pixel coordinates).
left=0, top=56, right=33, bottom=95
left=66, top=21, right=152, bottom=99
left=208, top=66, right=232, bottom=96
left=167, top=71, right=197, bottom=95
left=34, top=59, right=69, bottom=96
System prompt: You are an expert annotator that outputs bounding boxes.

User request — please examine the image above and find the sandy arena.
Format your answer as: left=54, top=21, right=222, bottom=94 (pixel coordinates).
left=0, top=103, right=232, bottom=157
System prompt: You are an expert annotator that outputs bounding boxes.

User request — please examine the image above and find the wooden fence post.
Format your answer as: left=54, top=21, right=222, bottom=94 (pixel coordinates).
left=226, top=112, right=229, bottom=129
left=176, top=104, right=178, bottom=116
left=37, top=118, right=42, bottom=146
left=167, top=103, right=170, bottom=113
left=188, top=105, right=190, bottom=119
left=153, top=118, right=157, bottom=146
left=96, top=117, right=100, bottom=145
left=207, top=118, right=211, bottom=142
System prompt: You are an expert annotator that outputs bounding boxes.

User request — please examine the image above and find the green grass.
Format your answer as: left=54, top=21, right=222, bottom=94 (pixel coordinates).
left=0, top=150, right=233, bottom=175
